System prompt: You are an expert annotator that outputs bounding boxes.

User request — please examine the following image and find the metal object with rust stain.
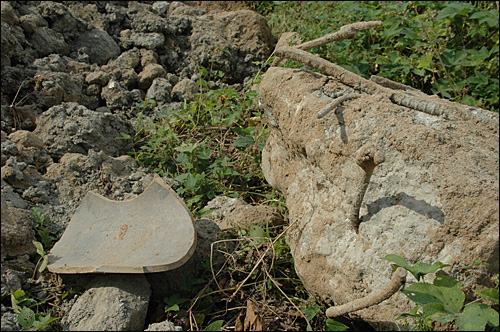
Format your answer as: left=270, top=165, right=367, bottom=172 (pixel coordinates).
left=47, top=175, right=196, bottom=274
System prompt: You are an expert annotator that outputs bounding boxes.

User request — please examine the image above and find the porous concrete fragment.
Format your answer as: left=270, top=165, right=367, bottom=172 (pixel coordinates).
left=138, top=63, right=166, bottom=89
left=259, top=66, right=499, bottom=328
left=1, top=194, right=36, bottom=259
left=62, top=274, right=151, bottom=331
left=145, top=320, right=183, bottom=331
left=33, top=102, right=133, bottom=159
left=146, top=77, right=172, bottom=105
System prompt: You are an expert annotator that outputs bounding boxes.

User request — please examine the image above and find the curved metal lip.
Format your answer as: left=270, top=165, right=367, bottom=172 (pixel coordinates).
left=47, top=175, right=196, bottom=274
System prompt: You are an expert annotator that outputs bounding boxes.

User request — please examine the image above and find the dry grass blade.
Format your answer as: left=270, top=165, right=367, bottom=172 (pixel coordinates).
left=228, top=220, right=297, bottom=301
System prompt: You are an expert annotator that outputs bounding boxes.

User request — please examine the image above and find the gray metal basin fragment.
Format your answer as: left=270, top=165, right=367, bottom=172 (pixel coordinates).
left=47, top=176, right=196, bottom=273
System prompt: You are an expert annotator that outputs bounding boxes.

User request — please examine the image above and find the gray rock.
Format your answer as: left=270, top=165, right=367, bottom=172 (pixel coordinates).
left=1, top=1, right=19, bottom=26
left=169, top=3, right=205, bottom=17
left=85, top=71, right=110, bottom=86
left=204, top=196, right=284, bottom=230
left=140, top=48, right=158, bottom=67
left=1, top=157, right=25, bottom=182
left=33, top=102, right=133, bottom=159
left=30, top=54, right=69, bottom=72
left=72, top=28, right=120, bottom=65
left=189, top=10, right=275, bottom=83
left=1, top=194, right=36, bottom=259
left=146, top=78, right=172, bottom=105
left=171, top=78, right=199, bottom=102
left=38, top=1, right=80, bottom=34
left=130, top=32, right=165, bottom=50
left=19, top=13, right=48, bottom=34
left=62, top=274, right=151, bottom=331
left=1, top=22, right=25, bottom=66
left=2, top=156, right=43, bottom=189
left=32, top=71, right=83, bottom=108
left=1, top=310, right=19, bottom=331
left=1, top=184, right=28, bottom=209
left=151, top=2, right=170, bottom=16
left=145, top=320, right=183, bottom=331
left=22, top=180, right=53, bottom=204
left=1, top=140, right=18, bottom=156
left=222, top=204, right=284, bottom=231
left=204, top=196, right=245, bottom=222
left=0, top=267, right=24, bottom=301
left=5, top=131, right=52, bottom=174
left=101, top=79, right=131, bottom=111
left=138, top=63, right=167, bottom=89
left=8, top=130, right=43, bottom=150
left=106, top=47, right=141, bottom=70
left=27, top=27, right=69, bottom=58
left=129, top=8, right=170, bottom=33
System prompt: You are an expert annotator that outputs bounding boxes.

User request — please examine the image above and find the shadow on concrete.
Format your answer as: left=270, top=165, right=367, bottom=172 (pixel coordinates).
left=362, top=192, right=445, bottom=225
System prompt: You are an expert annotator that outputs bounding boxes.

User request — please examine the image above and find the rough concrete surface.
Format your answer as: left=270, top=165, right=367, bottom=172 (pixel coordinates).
left=259, top=66, right=499, bottom=328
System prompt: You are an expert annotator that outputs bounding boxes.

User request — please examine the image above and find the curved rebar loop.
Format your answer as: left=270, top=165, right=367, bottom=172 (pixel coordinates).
left=317, top=93, right=362, bottom=119
left=326, top=267, right=407, bottom=318
left=274, top=46, right=456, bottom=119
left=272, top=21, right=383, bottom=67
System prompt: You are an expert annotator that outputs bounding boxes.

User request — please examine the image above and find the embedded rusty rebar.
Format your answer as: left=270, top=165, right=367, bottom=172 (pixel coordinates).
left=326, top=267, right=407, bottom=317
left=349, top=143, right=385, bottom=233
left=317, top=93, right=362, bottom=119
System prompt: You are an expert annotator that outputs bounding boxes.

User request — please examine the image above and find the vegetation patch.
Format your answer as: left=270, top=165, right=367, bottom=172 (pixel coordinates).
left=251, top=1, right=499, bottom=112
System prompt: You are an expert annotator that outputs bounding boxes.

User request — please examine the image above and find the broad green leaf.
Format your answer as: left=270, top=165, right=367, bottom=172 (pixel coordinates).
left=197, top=147, right=212, bottom=160
left=433, top=275, right=459, bottom=288
left=467, top=47, right=491, bottom=61
left=473, top=288, right=499, bottom=304
left=39, top=255, right=49, bottom=273
left=194, top=313, right=205, bottom=325
left=175, top=142, right=199, bottom=154
left=455, top=303, right=499, bottom=331
left=233, top=136, right=255, bottom=149
left=325, top=318, right=349, bottom=331
left=422, top=302, right=446, bottom=317
left=384, top=254, right=412, bottom=273
left=202, top=320, right=224, bottom=331
left=17, top=306, right=35, bottom=328
left=384, top=254, right=449, bottom=281
left=469, top=10, right=499, bottom=27
left=402, top=283, right=445, bottom=306
left=413, top=68, right=426, bottom=77
left=302, top=304, right=321, bottom=322
left=249, top=225, right=266, bottom=246
left=412, top=262, right=451, bottom=281
left=37, top=228, right=55, bottom=251
left=11, top=289, right=25, bottom=311
left=435, top=2, right=473, bottom=20
left=32, top=241, right=46, bottom=256
left=417, top=53, right=434, bottom=70
left=383, top=21, right=402, bottom=37
left=428, top=311, right=456, bottom=323
left=164, top=304, right=179, bottom=312
left=182, top=173, right=197, bottom=190
left=432, top=275, right=464, bottom=313
left=32, top=313, right=58, bottom=330
left=164, top=293, right=188, bottom=306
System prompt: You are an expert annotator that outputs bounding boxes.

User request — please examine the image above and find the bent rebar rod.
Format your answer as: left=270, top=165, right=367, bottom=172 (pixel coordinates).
left=326, top=267, right=407, bottom=317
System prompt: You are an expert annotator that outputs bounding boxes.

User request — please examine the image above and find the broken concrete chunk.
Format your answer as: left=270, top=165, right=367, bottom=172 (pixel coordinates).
left=62, top=274, right=151, bottom=331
